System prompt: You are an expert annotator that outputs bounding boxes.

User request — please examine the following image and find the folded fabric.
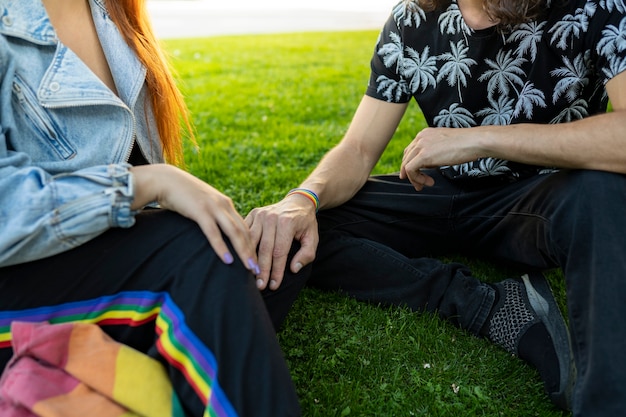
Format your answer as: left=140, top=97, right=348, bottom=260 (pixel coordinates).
left=0, top=321, right=186, bottom=417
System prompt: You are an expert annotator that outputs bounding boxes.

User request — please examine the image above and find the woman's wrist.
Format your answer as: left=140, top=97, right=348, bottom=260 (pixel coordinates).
left=129, top=164, right=164, bottom=210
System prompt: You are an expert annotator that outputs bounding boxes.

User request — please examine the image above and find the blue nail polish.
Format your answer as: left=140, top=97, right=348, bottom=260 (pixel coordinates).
left=223, top=253, right=234, bottom=264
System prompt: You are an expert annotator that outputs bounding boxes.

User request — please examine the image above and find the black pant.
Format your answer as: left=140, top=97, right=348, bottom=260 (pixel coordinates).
left=310, top=169, right=626, bottom=417
left=0, top=209, right=306, bottom=417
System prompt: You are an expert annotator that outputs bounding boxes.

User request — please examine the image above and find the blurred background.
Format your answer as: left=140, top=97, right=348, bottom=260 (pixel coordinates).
left=147, top=0, right=399, bottom=38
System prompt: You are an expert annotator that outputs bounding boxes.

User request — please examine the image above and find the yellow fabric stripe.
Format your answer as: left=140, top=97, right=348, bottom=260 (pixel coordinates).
left=113, top=345, right=175, bottom=417
left=155, top=314, right=212, bottom=402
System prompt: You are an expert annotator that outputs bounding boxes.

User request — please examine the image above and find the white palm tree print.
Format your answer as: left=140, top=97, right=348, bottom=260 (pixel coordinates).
left=438, top=3, right=470, bottom=35
left=445, top=158, right=514, bottom=178
left=549, top=3, right=597, bottom=50
left=437, top=39, right=477, bottom=101
left=597, top=16, right=626, bottom=56
left=551, top=53, right=591, bottom=103
left=466, top=158, right=514, bottom=177
left=513, top=82, right=547, bottom=119
left=401, top=46, right=438, bottom=93
left=597, top=17, right=626, bottom=79
left=376, top=75, right=409, bottom=102
left=433, top=103, right=476, bottom=127
left=393, top=0, right=427, bottom=28
left=476, top=96, right=515, bottom=125
left=602, top=53, right=626, bottom=78
left=378, top=31, right=404, bottom=71
left=550, top=98, right=590, bottom=122
left=508, top=21, right=547, bottom=61
left=600, top=0, right=626, bottom=12
left=478, top=50, right=527, bottom=98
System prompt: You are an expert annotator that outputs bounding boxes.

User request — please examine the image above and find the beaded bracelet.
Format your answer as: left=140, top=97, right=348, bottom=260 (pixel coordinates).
left=286, top=188, right=320, bottom=213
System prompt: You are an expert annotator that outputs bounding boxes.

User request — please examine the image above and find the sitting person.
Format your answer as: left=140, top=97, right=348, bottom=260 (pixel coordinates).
left=0, top=1, right=304, bottom=416
left=246, top=0, right=626, bottom=415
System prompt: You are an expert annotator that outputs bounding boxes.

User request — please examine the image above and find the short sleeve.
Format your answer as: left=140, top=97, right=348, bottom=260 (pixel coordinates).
left=591, top=4, right=626, bottom=85
left=366, top=14, right=413, bottom=103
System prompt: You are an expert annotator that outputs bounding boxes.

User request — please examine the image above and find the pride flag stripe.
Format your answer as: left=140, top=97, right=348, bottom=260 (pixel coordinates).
left=0, top=291, right=238, bottom=417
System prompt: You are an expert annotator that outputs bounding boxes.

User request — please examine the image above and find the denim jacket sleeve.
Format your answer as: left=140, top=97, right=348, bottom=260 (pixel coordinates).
left=0, top=0, right=162, bottom=267
left=0, top=134, right=136, bottom=267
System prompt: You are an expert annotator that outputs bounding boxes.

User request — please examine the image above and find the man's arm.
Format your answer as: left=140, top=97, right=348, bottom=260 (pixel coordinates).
left=483, top=70, right=626, bottom=172
left=246, top=96, right=408, bottom=290
left=401, top=71, right=626, bottom=188
left=302, top=96, right=409, bottom=209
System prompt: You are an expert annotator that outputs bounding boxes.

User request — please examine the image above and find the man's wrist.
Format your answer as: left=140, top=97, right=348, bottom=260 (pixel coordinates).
left=285, top=188, right=320, bottom=212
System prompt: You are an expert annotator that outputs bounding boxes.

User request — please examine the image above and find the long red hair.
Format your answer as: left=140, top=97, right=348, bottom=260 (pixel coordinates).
left=105, top=0, right=193, bottom=166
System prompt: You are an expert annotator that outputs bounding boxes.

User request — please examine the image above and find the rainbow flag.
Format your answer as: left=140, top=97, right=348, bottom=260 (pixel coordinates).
left=0, top=321, right=185, bottom=417
left=0, top=292, right=238, bottom=417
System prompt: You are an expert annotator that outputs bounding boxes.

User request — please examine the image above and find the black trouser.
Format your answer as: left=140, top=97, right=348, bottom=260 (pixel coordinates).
left=0, top=209, right=306, bottom=417
left=310, top=169, right=626, bottom=417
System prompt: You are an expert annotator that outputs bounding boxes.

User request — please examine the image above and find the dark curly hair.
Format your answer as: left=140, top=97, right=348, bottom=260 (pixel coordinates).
left=418, top=0, right=547, bottom=27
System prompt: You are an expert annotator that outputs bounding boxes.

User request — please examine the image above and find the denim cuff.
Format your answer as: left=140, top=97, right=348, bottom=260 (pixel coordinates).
left=105, top=163, right=137, bottom=228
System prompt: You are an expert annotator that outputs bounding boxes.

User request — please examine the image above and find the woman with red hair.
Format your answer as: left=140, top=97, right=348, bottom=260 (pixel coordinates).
left=0, top=1, right=304, bottom=416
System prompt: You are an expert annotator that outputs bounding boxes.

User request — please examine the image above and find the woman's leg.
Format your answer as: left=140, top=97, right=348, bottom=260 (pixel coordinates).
left=0, top=209, right=301, bottom=417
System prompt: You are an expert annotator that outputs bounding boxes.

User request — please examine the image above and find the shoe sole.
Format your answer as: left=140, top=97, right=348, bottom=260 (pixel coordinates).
left=521, top=273, right=575, bottom=411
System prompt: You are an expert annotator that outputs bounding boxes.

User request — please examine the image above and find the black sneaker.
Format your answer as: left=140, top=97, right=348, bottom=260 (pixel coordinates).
left=488, top=273, right=575, bottom=410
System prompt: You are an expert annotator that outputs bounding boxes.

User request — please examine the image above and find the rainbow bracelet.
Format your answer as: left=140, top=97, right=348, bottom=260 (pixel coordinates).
left=286, top=188, right=320, bottom=212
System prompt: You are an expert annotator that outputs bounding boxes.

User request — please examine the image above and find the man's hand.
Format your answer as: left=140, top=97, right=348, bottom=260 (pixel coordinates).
left=400, top=127, right=483, bottom=190
left=246, top=195, right=319, bottom=291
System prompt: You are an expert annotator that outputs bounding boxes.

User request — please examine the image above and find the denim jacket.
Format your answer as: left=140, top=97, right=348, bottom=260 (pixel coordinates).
left=0, top=0, right=164, bottom=267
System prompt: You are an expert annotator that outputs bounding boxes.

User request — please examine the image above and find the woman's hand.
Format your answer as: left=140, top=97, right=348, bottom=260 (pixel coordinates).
left=130, top=164, right=260, bottom=276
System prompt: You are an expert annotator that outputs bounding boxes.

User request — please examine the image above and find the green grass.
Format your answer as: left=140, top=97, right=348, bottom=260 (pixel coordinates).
left=164, top=31, right=571, bottom=417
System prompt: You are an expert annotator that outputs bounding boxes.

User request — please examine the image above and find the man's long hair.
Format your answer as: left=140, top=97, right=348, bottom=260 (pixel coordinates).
left=105, top=0, right=193, bottom=166
left=419, top=0, right=547, bottom=27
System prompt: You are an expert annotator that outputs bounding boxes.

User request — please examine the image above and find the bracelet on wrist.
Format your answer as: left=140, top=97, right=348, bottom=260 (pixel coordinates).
left=286, top=188, right=320, bottom=213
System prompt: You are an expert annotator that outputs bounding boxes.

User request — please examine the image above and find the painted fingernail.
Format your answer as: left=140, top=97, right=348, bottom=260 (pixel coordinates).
left=294, top=262, right=303, bottom=273
left=256, top=279, right=265, bottom=289
left=223, top=253, right=234, bottom=264
left=248, top=258, right=261, bottom=275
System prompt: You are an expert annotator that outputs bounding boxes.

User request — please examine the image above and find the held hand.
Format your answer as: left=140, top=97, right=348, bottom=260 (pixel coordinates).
left=131, top=164, right=260, bottom=275
left=245, top=194, right=319, bottom=291
left=400, top=127, right=482, bottom=190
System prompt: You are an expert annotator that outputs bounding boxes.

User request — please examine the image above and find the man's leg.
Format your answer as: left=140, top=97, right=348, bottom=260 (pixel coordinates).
left=311, top=172, right=498, bottom=333
left=309, top=171, right=574, bottom=410
left=457, top=169, right=626, bottom=417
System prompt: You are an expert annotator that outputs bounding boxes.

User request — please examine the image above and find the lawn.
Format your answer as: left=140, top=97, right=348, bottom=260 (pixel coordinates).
left=164, top=31, right=571, bottom=417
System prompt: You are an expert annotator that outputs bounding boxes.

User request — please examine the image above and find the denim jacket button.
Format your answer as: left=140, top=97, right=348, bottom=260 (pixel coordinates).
left=2, top=16, right=13, bottom=26
left=49, top=82, right=61, bottom=92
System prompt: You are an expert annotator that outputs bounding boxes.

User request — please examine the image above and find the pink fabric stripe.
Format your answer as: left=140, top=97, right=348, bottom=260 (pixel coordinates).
left=0, top=356, right=79, bottom=409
